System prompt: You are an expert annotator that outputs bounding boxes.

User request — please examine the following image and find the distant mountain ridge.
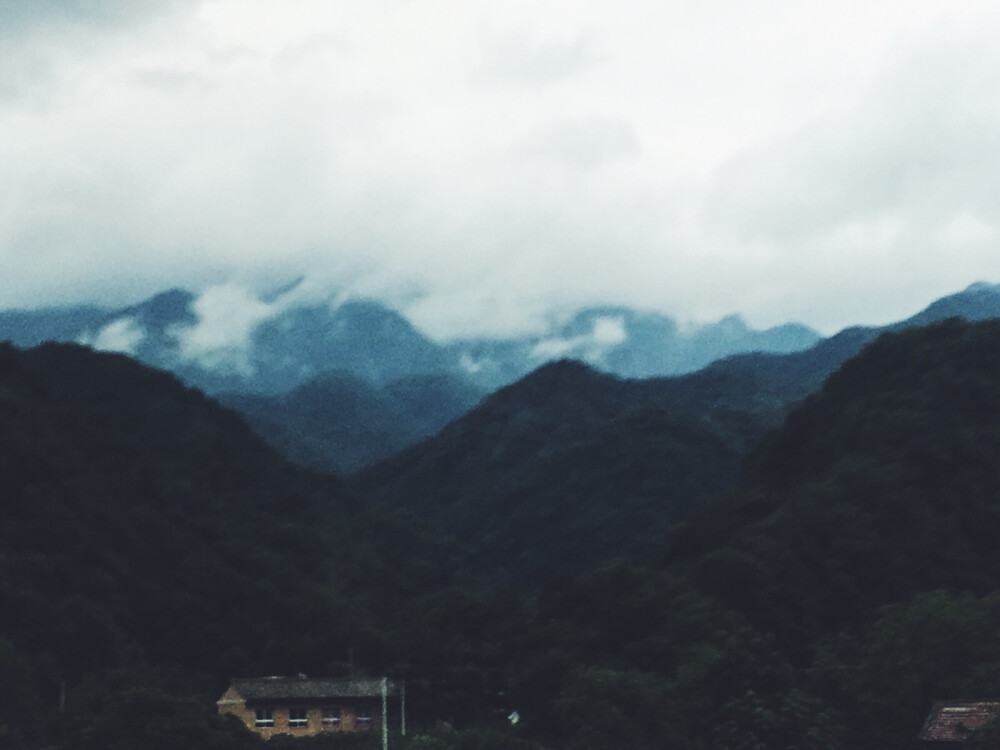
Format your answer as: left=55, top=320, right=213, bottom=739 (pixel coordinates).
left=4, top=281, right=1000, bottom=475
left=218, top=370, right=483, bottom=475
left=0, top=286, right=823, bottom=395
left=4, top=282, right=1000, bottom=402
left=0, top=286, right=826, bottom=473
left=447, top=306, right=820, bottom=387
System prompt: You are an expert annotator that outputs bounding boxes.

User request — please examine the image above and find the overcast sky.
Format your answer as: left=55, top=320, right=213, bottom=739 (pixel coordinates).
left=1, top=0, right=999, bottom=339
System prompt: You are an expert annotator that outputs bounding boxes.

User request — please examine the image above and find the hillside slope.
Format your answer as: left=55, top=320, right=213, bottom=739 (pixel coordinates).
left=0, top=342, right=459, bottom=746
left=354, top=358, right=795, bottom=579
left=665, top=318, right=1000, bottom=747
left=669, top=319, right=1000, bottom=636
left=501, top=319, right=1000, bottom=750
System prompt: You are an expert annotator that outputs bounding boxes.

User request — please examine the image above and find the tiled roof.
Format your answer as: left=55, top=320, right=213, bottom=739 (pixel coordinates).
left=919, top=701, right=1000, bottom=742
left=229, top=676, right=397, bottom=701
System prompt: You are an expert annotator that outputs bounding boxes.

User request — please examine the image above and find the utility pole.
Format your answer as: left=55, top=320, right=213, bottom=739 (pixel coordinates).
left=381, top=676, right=388, bottom=750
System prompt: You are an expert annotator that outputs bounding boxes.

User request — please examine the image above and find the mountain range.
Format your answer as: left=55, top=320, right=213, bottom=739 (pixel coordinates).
left=6, top=310, right=1000, bottom=748
left=3, top=282, right=1000, bottom=476
left=0, top=286, right=819, bottom=474
left=352, top=281, right=1000, bottom=578
left=0, top=285, right=823, bottom=394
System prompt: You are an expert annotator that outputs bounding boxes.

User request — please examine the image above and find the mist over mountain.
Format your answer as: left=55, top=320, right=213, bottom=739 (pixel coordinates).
left=4, top=281, right=1000, bottom=478
left=448, top=306, right=820, bottom=388
left=0, top=284, right=823, bottom=396
left=0, top=285, right=823, bottom=474
left=6, top=281, right=1000, bottom=403
left=667, top=281, right=1000, bottom=410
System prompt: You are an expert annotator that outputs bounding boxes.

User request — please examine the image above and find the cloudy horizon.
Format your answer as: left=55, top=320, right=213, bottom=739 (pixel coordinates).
left=2, top=1, right=999, bottom=340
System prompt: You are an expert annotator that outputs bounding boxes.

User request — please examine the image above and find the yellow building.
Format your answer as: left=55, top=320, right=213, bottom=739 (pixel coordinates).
left=218, top=675, right=399, bottom=739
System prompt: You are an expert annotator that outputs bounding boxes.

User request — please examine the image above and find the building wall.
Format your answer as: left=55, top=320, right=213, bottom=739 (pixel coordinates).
left=217, top=689, right=378, bottom=739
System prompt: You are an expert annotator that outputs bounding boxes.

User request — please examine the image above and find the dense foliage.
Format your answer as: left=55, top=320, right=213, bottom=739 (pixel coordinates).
left=0, top=343, right=463, bottom=747
left=365, top=319, right=1000, bottom=749
left=354, top=359, right=793, bottom=580
left=5, top=319, right=1000, bottom=748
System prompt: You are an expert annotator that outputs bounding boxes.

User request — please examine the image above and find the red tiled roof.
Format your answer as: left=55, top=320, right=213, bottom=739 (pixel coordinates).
left=919, top=701, right=1000, bottom=742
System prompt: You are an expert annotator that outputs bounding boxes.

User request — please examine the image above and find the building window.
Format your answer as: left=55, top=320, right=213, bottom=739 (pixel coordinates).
left=356, top=711, right=373, bottom=729
left=322, top=707, right=341, bottom=725
left=255, top=708, right=274, bottom=727
left=289, top=708, right=308, bottom=728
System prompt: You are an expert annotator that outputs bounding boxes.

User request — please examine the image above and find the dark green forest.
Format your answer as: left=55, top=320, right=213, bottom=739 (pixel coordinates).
left=3, top=320, right=1000, bottom=748
left=353, top=358, right=788, bottom=581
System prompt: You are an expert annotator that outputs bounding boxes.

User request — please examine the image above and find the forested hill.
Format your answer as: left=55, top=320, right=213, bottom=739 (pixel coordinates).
left=8, top=321, right=1000, bottom=750
left=488, top=319, right=1000, bottom=750
left=0, top=342, right=462, bottom=748
left=668, top=318, right=1000, bottom=635
left=354, top=357, right=799, bottom=580
left=636, top=318, right=1000, bottom=748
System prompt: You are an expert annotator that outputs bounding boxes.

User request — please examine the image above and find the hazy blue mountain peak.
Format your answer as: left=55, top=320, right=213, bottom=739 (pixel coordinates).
left=123, top=288, right=197, bottom=324
left=903, top=280, right=1000, bottom=328
left=963, top=280, right=1000, bottom=293
left=521, top=356, right=604, bottom=383
left=715, top=312, right=748, bottom=329
left=5, top=281, right=998, bottom=404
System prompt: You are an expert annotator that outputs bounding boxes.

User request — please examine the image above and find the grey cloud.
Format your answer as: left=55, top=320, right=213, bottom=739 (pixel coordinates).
left=530, top=315, right=627, bottom=364
left=0, top=0, right=193, bottom=37
left=474, top=26, right=596, bottom=88
left=174, top=285, right=275, bottom=370
left=694, top=30, right=1000, bottom=334
left=127, top=66, right=213, bottom=93
left=515, top=116, right=641, bottom=168
left=0, top=48, right=54, bottom=102
left=0, top=0, right=199, bottom=103
left=2, top=2, right=997, bottom=344
left=81, top=316, right=146, bottom=354
left=273, top=32, right=356, bottom=73
left=707, top=34, right=1000, bottom=244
